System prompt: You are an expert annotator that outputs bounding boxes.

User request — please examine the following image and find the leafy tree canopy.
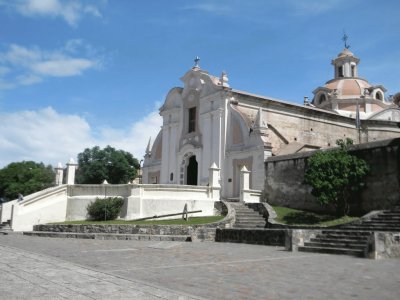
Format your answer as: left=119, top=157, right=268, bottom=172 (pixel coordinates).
left=75, top=146, right=140, bottom=184
left=304, top=138, right=369, bottom=216
left=0, top=161, right=55, bottom=201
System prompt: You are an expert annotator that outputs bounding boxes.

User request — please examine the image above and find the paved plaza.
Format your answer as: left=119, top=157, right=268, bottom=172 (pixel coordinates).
left=0, top=234, right=399, bottom=299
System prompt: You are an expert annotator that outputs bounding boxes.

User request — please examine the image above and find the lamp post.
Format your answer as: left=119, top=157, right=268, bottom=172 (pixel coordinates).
left=104, top=161, right=112, bottom=221
left=139, top=159, right=143, bottom=184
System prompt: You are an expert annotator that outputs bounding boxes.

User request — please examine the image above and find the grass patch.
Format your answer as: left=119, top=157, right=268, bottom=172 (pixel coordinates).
left=272, top=206, right=359, bottom=227
left=51, top=215, right=224, bottom=226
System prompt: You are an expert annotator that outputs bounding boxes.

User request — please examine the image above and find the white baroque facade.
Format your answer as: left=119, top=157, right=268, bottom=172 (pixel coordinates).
left=143, top=50, right=400, bottom=199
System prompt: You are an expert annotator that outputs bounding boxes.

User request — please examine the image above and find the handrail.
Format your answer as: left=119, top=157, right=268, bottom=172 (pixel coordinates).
left=21, top=185, right=67, bottom=206
left=130, top=210, right=202, bottom=221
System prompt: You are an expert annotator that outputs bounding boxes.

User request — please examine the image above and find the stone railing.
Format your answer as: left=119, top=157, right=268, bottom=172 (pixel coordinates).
left=67, top=184, right=132, bottom=197
left=21, top=185, right=67, bottom=206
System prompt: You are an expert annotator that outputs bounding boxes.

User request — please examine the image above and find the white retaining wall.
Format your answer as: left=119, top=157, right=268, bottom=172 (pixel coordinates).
left=0, top=199, right=17, bottom=224
left=126, top=184, right=217, bottom=220
left=12, top=186, right=68, bottom=231
left=4, top=184, right=223, bottom=231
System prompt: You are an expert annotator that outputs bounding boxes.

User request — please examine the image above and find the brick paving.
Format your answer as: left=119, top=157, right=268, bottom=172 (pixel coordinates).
left=1, top=234, right=399, bottom=299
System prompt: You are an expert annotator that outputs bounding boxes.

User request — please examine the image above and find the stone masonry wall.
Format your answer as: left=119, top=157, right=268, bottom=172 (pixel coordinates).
left=264, top=138, right=400, bottom=215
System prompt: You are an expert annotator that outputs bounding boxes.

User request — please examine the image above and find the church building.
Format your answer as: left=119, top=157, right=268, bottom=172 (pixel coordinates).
left=142, top=47, right=400, bottom=199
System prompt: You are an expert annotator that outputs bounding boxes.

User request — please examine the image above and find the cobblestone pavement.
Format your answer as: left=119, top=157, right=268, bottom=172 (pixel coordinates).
left=1, top=235, right=400, bottom=299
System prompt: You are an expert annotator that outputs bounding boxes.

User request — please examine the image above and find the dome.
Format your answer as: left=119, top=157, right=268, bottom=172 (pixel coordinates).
left=337, top=48, right=354, bottom=58
left=325, top=78, right=371, bottom=97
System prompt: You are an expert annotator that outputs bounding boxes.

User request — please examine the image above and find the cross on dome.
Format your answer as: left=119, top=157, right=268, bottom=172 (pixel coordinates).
left=194, top=56, right=200, bottom=68
left=342, top=31, right=350, bottom=49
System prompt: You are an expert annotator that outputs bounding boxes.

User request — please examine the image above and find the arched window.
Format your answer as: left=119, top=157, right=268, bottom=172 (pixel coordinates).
left=351, top=65, right=355, bottom=77
left=319, top=94, right=326, bottom=104
left=375, top=92, right=383, bottom=101
left=338, top=66, right=344, bottom=77
left=170, top=172, right=174, bottom=181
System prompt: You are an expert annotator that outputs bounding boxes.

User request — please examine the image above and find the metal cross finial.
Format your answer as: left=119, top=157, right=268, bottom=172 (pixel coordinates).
left=342, top=31, right=350, bottom=49
left=194, top=56, right=200, bottom=68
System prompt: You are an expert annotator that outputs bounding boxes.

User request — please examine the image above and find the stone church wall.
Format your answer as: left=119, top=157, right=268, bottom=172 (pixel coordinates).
left=264, top=138, right=400, bottom=215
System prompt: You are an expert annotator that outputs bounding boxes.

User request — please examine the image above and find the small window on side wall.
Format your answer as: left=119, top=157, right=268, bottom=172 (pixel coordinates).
left=376, top=92, right=383, bottom=101
left=170, top=173, right=174, bottom=181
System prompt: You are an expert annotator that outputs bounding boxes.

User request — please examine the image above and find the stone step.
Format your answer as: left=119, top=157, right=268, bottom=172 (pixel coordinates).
left=236, top=214, right=263, bottom=218
left=0, top=223, right=12, bottom=231
left=362, top=221, right=400, bottom=226
left=342, top=225, right=400, bottom=231
left=233, top=224, right=266, bottom=229
left=373, top=213, right=400, bottom=218
left=369, top=218, right=400, bottom=223
left=225, top=198, right=240, bottom=202
left=310, top=237, right=368, bottom=245
left=234, top=219, right=265, bottom=223
left=360, top=224, right=400, bottom=229
left=304, top=241, right=366, bottom=250
left=320, top=234, right=370, bottom=241
left=381, top=212, right=400, bottom=216
left=1, top=221, right=11, bottom=226
left=298, top=246, right=365, bottom=257
left=234, top=209, right=260, bottom=214
left=23, top=231, right=192, bottom=242
left=235, top=216, right=265, bottom=221
left=322, top=230, right=372, bottom=236
left=235, top=221, right=266, bottom=226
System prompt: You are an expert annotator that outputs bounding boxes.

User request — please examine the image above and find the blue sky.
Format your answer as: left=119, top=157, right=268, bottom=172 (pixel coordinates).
left=0, top=0, right=399, bottom=167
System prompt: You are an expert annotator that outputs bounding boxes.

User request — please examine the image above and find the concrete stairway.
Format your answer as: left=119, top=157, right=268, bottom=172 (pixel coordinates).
left=230, top=203, right=266, bottom=229
left=298, top=230, right=371, bottom=257
left=340, top=208, right=400, bottom=232
left=298, top=207, right=400, bottom=257
left=0, top=220, right=12, bottom=233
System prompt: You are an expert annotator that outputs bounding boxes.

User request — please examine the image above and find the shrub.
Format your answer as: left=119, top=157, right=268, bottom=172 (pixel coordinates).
left=304, top=138, right=369, bottom=216
left=86, top=197, right=124, bottom=221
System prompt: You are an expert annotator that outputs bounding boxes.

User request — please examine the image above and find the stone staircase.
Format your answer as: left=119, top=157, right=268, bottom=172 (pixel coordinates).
left=0, top=220, right=12, bottom=233
left=341, top=208, right=400, bottom=232
left=298, top=207, right=400, bottom=257
left=298, top=230, right=371, bottom=257
left=230, top=203, right=267, bottom=229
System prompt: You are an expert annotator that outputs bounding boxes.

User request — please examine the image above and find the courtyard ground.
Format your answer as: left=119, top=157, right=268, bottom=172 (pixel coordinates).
left=0, top=234, right=399, bottom=299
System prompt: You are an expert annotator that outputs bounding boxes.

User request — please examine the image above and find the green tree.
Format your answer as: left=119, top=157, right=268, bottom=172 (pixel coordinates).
left=0, top=161, right=55, bottom=201
left=75, top=146, right=140, bottom=184
left=304, top=138, right=369, bottom=216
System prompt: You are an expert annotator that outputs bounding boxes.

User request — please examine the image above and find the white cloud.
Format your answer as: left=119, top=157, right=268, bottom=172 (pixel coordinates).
left=15, top=0, right=103, bottom=26
left=283, top=0, right=351, bottom=16
left=0, top=107, right=162, bottom=168
left=0, top=41, right=101, bottom=89
left=17, top=74, right=42, bottom=85
left=182, top=3, right=233, bottom=15
left=100, top=111, right=162, bottom=160
left=32, top=58, right=97, bottom=77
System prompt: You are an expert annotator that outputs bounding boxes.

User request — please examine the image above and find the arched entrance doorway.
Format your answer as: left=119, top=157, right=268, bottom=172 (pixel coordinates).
left=186, top=155, right=198, bottom=185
